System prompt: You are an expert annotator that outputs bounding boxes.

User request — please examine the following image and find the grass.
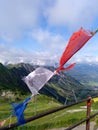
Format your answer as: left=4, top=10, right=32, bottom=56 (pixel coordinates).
left=0, top=94, right=98, bottom=130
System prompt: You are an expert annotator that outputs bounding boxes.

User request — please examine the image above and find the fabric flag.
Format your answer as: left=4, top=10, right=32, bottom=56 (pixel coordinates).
left=56, top=27, right=94, bottom=72
left=93, top=97, right=98, bottom=103
left=23, top=67, right=54, bottom=96
left=11, top=96, right=32, bottom=125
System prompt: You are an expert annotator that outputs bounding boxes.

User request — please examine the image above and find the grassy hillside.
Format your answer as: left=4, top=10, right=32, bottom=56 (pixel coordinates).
left=0, top=94, right=98, bottom=130
left=67, top=63, right=98, bottom=88
left=0, top=63, right=33, bottom=93
left=0, top=63, right=98, bottom=104
left=1, top=63, right=98, bottom=129
left=0, top=63, right=19, bottom=91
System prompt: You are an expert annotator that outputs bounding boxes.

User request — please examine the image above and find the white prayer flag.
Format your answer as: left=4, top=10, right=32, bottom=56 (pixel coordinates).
left=23, top=67, right=54, bottom=96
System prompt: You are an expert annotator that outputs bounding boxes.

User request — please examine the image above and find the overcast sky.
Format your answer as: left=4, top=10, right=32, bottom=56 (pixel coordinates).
left=0, top=0, right=98, bottom=65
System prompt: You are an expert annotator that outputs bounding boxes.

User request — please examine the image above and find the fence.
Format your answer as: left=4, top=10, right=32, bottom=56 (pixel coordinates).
left=0, top=96, right=98, bottom=130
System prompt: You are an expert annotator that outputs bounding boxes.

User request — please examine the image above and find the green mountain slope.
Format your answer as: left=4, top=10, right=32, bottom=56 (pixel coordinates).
left=0, top=63, right=98, bottom=104
left=67, top=63, right=98, bottom=88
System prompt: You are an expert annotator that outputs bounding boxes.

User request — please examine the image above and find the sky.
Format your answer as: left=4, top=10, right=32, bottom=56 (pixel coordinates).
left=0, top=0, right=98, bottom=66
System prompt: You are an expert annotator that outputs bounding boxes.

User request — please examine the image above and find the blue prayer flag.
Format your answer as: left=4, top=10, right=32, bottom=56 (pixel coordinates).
left=11, top=96, right=32, bottom=125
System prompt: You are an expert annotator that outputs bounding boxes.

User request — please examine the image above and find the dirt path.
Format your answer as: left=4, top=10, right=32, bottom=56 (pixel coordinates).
left=73, top=122, right=96, bottom=130
left=48, top=122, right=97, bottom=130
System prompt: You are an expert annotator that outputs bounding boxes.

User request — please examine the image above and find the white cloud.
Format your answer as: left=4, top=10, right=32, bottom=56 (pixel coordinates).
left=69, top=53, right=98, bottom=64
left=32, top=28, right=67, bottom=53
left=0, top=0, right=97, bottom=65
left=0, top=0, right=97, bottom=41
left=1, top=41, right=98, bottom=65
left=44, top=0, right=98, bottom=29
left=0, top=43, right=59, bottom=65
left=0, top=0, right=50, bottom=40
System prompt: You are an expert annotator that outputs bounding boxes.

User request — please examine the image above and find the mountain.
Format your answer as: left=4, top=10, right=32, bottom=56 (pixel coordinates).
left=0, top=63, right=98, bottom=104
left=67, top=63, right=98, bottom=88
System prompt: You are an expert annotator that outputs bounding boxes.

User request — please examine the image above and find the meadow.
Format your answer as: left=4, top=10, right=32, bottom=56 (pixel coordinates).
left=0, top=94, right=98, bottom=130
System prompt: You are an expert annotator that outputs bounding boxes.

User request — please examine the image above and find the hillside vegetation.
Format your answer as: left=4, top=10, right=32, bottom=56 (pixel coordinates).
left=0, top=94, right=98, bottom=130
left=0, top=63, right=98, bottom=104
left=68, top=63, right=98, bottom=88
left=1, top=63, right=98, bottom=129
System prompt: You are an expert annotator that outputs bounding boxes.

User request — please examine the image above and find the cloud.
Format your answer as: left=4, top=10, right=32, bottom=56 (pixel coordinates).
left=0, top=40, right=98, bottom=65
left=0, top=0, right=97, bottom=41
left=0, top=43, right=59, bottom=65
left=73, top=55, right=98, bottom=63
left=0, top=0, right=50, bottom=40
left=32, top=28, right=67, bottom=53
left=44, top=0, right=98, bottom=29
left=0, top=0, right=97, bottom=65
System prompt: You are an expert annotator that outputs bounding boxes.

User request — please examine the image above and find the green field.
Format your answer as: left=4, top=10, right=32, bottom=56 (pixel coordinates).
left=0, top=94, right=98, bottom=130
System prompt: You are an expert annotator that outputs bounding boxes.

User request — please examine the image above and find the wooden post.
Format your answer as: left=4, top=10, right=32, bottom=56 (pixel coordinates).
left=86, top=96, right=92, bottom=130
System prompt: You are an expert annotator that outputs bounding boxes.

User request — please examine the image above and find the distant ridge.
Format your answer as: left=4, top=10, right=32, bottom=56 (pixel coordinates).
left=0, top=62, right=98, bottom=104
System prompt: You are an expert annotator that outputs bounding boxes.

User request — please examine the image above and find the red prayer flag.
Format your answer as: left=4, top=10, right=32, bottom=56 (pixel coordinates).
left=56, top=27, right=94, bottom=72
